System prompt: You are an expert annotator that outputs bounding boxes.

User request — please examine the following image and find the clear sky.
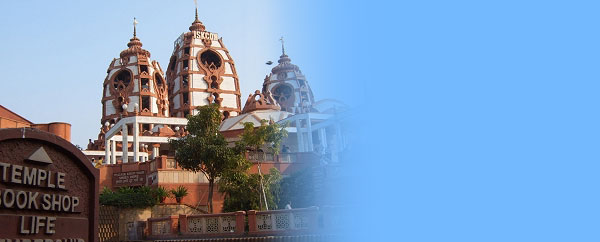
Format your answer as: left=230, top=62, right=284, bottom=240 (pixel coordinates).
left=3, top=1, right=600, bottom=241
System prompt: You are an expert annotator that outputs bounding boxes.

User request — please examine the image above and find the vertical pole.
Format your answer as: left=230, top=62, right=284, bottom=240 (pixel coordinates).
left=296, top=119, right=304, bottom=152
left=104, top=139, right=110, bottom=165
left=122, top=123, right=129, bottom=163
left=111, top=139, right=116, bottom=164
left=319, top=128, right=328, bottom=149
left=133, top=120, right=139, bottom=162
left=152, top=145, right=160, bottom=160
left=306, top=115, right=314, bottom=152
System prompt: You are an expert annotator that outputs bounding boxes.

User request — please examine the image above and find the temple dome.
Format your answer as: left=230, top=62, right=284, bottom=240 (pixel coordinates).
left=100, top=22, right=168, bottom=127
left=120, top=36, right=151, bottom=58
left=263, top=42, right=315, bottom=113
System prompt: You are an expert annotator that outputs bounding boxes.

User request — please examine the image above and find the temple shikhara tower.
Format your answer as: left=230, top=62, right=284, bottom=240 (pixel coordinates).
left=102, top=26, right=169, bottom=123
left=262, top=39, right=315, bottom=113
left=166, top=10, right=242, bottom=119
left=84, top=8, right=348, bottom=213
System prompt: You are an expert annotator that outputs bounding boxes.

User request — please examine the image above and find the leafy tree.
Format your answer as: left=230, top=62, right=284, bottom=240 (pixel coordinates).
left=169, top=104, right=245, bottom=213
left=220, top=167, right=282, bottom=212
left=278, top=168, right=315, bottom=209
left=239, top=120, right=288, bottom=156
left=219, top=120, right=288, bottom=211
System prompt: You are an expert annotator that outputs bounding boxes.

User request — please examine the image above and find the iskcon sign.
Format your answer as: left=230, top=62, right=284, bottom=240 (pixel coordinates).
left=0, top=128, right=99, bottom=242
left=173, top=30, right=219, bottom=48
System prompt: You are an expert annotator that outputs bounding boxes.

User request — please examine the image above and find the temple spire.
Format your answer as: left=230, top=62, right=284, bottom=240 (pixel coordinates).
left=194, top=0, right=199, bottom=21
left=279, top=36, right=286, bottom=55
left=133, top=17, right=138, bottom=37
left=189, top=0, right=205, bottom=31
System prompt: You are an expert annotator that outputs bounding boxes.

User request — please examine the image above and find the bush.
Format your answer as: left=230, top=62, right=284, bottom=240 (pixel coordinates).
left=100, top=186, right=162, bottom=208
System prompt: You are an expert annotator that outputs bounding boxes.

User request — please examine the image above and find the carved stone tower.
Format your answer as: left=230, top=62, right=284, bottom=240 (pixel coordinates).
left=101, top=20, right=168, bottom=126
left=166, top=9, right=242, bottom=119
left=263, top=39, right=315, bottom=113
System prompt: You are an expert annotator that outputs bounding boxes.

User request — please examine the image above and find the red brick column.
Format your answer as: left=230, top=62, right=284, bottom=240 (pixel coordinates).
left=169, top=215, right=179, bottom=235
left=247, top=210, right=258, bottom=233
left=157, top=155, right=167, bottom=169
left=179, top=214, right=188, bottom=235
left=145, top=219, right=153, bottom=237
left=234, top=211, right=246, bottom=235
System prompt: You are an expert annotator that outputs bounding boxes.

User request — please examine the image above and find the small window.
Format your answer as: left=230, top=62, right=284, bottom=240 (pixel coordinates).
left=142, top=96, right=150, bottom=111
left=183, top=111, right=189, bottom=117
left=182, top=76, right=189, bottom=87
left=141, top=78, right=149, bottom=90
left=183, top=60, right=189, bottom=69
left=182, top=92, right=189, bottom=105
left=212, top=93, right=220, bottom=105
left=210, top=81, right=219, bottom=89
left=184, top=47, right=191, bottom=55
left=117, top=97, right=125, bottom=112
left=140, top=65, right=148, bottom=73
left=223, top=111, right=230, bottom=120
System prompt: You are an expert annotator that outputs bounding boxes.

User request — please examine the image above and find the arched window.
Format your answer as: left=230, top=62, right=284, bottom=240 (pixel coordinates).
left=155, top=73, right=164, bottom=86
left=210, top=81, right=219, bottom=89
left=113, top=70, right=132, bottom=89
left=212, top=93, right=220, bottom=105
left=272, top=84, right=294, bottom=107
left=209, top=75, right=219, bottom=89
left=200, top=50, right=222, bottom=69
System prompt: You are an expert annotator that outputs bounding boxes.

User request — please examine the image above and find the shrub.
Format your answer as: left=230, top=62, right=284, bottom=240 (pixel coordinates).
left=99, top=186, right=162, bottom=208
left=153, top=186, right=170, bottom=203
left=170, top=186, right=189, bottom=199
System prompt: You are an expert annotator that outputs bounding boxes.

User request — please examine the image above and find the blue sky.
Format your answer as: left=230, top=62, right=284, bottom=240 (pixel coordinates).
left=2, top=0, right=600, bottom=241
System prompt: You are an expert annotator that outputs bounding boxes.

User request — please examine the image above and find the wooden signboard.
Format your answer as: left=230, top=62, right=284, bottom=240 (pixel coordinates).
left=0, top=128, right=99, bottom=242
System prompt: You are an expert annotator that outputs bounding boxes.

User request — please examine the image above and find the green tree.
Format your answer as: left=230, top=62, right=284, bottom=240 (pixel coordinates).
left=219, top=120, right=288, bottom=211
left=278, top=168, right=315, bottom=209
left=220, top=167, right=282, bottom=212
left=169, top=104, right=245, bottom=213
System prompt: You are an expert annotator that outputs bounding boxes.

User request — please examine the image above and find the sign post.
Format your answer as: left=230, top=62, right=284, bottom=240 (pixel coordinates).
left=0, top=128, right=99, bottom=242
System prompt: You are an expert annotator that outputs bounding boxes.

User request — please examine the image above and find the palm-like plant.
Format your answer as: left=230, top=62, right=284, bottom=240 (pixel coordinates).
left=170, top=186, right=188, bottom=203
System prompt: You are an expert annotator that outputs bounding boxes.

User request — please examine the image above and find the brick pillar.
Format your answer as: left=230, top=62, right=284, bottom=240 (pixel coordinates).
left=157, top=155, right=167, bottom=169
left=146, top=219, right=153, bottom=237
left=169, top=215, right=179, bottom=235
left=179, top=214, right=188, bottom=235
left=247, top=210, right=257, bottom=233
left=234, top=211, right=246, bottom=235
